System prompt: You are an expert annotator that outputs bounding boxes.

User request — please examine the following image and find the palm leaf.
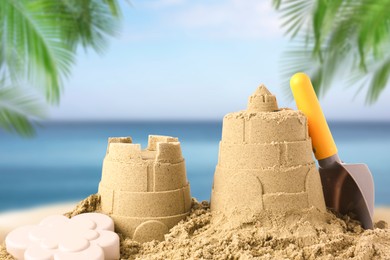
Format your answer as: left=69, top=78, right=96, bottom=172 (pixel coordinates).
left=104, top=0, right=122, bottom=16
left=273, top=0, right=282, bottom=9
left=1, top=0, right=74, bottom=103
left=0, top=0, right=124, bottom=136
left=366, top=57, right=390, bottom=103
left=278, top=0, right=316, bottom=39
left=275, top=0, right=390, bottom=103
left=0, top=0, right=122, bottom=103
left=0, top=86, right=46, bottom=136
left=38, top=0, right=122, bottom=54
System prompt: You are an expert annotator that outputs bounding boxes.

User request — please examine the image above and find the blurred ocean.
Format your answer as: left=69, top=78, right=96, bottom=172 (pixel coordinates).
left=0, top=121, right=389, bottom=212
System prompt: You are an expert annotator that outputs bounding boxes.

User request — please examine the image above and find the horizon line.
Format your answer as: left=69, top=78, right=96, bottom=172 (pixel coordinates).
left=38, top=119, right=390, bottom=124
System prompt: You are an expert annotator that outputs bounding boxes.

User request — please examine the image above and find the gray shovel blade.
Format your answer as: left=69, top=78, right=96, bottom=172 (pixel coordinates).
left=319, top=162, right=374, bottom=229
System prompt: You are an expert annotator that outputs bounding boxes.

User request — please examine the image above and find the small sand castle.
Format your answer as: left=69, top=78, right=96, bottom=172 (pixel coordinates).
left=210, top=85, right=326, bottom=217
left=98, top=135, right=191, bottom=242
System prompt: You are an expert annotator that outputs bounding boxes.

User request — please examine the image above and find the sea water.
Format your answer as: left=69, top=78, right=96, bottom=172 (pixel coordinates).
left=0, top=121, right=389, bottom=212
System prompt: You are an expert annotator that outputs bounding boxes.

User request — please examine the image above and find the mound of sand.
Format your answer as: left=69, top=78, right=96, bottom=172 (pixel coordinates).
left=126, top=201, right=390, bottom=260
left=3, top=194, right=389, bottom=260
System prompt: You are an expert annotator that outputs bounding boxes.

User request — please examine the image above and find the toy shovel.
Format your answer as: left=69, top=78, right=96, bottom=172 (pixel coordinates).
left=290, top=73, right=374, bottom=229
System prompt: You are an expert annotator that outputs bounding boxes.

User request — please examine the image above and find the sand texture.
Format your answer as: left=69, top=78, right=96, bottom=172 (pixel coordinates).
left=4, top=195, right=390, bottom=259
left=98, top=135, right=191, bottom=242
left=2, top=86, right=388, bottom=259
left=1, top=195, right=390, bottom=259
left=211, top=86, right=326, bottom=219
left=133, top=200, right=390, bottom=260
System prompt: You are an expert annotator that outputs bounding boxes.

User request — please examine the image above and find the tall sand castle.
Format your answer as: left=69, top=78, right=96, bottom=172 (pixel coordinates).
left=210, top=85, right=326, bottom=217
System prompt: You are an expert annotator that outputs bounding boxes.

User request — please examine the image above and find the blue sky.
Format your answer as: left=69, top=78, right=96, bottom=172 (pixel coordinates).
left=49, top=0, right=390, bottom=121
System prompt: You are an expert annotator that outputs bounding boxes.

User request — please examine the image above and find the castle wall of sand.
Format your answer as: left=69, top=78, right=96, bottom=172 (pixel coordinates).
left=211, top=85, right=326, bottom=217
left=98, top=135, right=191, bottom=242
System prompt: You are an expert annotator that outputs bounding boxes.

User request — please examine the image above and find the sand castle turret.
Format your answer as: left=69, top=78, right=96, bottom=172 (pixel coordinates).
left=98, top=135, right=191, bottom=243
left=211, top=85, right=326, bottom=217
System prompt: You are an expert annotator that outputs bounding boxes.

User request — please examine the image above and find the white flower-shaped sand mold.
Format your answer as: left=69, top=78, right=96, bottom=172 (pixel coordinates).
left=5, top=213, right=119, bottom=260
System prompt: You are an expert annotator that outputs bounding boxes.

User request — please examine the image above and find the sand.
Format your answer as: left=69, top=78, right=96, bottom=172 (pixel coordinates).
left=211, top=86, right=326, bottom=221
left=122, top=199, right=390, bottom=260
left=98, top=135, right=191, bottom=242
left=2, top=195, right=390, bottom=259
left=2, top=86, right=389, bottom=259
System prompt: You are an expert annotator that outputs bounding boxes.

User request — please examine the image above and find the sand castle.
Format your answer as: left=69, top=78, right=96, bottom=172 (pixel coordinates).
left=97, top=87, right=326, bottom=242
left=7, top=84, right=388, bottom=260
left=210, top=85, right=326, bottom=217
left=98, top=135, right=191, bottom=243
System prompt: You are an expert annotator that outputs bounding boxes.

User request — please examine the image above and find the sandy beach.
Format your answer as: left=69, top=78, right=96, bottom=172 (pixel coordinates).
left=0, top=201, right=389, bottom=244
left=0, top=196, right=389, bottom=259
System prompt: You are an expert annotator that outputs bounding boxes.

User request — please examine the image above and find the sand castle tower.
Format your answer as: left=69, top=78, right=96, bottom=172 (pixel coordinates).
left=98, top=135, right=192, bottom=243
left=211, top=85, right=326, bottom=217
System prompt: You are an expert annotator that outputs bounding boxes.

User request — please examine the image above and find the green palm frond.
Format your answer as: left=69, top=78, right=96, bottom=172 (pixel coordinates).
left=278, top=0, right=316, bottom=39
left=273, top=0, right=282, bottom=9
left=0, top=86, right=46, bottom=136
left=2, top=0, right=74, bottom=103
left=366, top=57, right=390, bottom=103
left=104, top=0, right=122, bottom=16
left=275, top=0, right=390, bottom=103
left=0, top=0, right=123, bottom=136
left=74, top=0, right=121, bottom=53
left=278, top=39, right=323, bottom=100
left=39, top=0, right=122, bottom=54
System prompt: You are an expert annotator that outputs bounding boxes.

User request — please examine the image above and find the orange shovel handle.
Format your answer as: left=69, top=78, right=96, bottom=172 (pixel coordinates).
left=290, top=73, right=338, bottom=160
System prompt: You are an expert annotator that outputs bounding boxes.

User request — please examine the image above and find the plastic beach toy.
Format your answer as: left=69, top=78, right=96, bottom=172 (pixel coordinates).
left=5, top=213, right=120, bottom=260
left=290, top=72, right=375, bottom=229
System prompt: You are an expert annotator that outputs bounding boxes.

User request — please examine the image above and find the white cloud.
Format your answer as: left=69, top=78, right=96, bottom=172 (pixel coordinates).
left=121, top=0, right=283, bottom=41
left=169, top=0, right=283, bottom=39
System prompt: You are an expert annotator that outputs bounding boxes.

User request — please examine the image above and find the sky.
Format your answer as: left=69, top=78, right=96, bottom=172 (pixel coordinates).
left=48, top=0, right=390, bottom=122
